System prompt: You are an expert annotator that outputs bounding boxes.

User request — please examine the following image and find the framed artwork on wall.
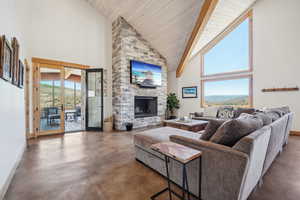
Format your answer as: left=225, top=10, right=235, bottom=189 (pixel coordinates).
left=12, top=37, right=20, bottom=86
left=0, top=35, right=13, bottom=82
left=182, top=86, right=198, bottom=98
left=18, top=59, right=24, bottom=88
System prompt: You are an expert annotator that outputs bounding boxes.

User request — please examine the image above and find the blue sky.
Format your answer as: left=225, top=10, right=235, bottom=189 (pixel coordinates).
left=132, top=60, right=161, bottom=73
left=205, top=78, right=249, bottom=96
left=204, top=19, right=249, bottom=96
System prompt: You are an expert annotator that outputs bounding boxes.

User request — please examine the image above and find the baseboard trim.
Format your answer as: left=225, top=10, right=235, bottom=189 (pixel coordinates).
left=290, top=131, right=300, bottom=136
left=0, top=144, right=26, bottom=200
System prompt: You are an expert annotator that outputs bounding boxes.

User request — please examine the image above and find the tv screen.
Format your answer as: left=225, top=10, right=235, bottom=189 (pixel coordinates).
left=130, top=60, right=162, bottom=87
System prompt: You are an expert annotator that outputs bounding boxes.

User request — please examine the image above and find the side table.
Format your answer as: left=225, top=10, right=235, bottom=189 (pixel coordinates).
left=150, top=142, right=202, bottom=200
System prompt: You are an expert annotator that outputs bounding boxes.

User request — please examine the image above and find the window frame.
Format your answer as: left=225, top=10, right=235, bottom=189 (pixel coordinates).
left=200, top=10, right=253, bottom=107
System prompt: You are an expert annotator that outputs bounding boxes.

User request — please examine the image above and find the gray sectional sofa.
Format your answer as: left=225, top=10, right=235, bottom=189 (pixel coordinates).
left=133, top=108, right=293, bottom=200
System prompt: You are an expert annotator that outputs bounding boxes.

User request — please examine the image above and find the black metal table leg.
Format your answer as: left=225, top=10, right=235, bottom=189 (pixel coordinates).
left=184, top=165, right=190, bottom=200
left=182, top=164, right=186, bottom=199
left=199, top=157, right=202, bottom=200
left=165, top=156, right=172, bottom=200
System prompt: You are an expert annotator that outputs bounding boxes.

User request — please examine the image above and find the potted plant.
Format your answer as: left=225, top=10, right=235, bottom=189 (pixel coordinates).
left=125, top=122, right=133, bottom=131
left=167, top=93, right=180, bottom=119
left=103, top=116, right=113, bottom=132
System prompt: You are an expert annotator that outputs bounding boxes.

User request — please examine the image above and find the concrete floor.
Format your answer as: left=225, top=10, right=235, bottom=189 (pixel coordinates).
left=4, top=131, right=300, bottom=200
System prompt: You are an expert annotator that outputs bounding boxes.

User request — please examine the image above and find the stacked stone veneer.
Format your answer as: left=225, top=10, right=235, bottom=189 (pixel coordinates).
left=112, top=17, right=167, bottom=130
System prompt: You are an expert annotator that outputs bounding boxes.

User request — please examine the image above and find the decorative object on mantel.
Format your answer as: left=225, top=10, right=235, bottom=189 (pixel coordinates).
left=0, top=35, right=13, bottom=82
left=182, top=86, right=197, bottom=98
left=262, top=87, right=299, bottom=92
left=167, top=93, right=180, bottom=119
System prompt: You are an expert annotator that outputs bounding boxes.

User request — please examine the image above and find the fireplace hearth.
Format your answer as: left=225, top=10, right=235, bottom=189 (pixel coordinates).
left=135, top=96, right=158, bottom=118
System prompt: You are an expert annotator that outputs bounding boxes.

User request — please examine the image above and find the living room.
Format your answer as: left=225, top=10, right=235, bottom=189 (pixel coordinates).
left=1, top=0, right=300, bottom=200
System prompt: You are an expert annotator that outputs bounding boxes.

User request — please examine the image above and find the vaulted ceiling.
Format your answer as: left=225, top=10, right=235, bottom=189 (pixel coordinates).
left=85, top=0, right=205, bottom=71
left=85, top=0, right=258, bottom=72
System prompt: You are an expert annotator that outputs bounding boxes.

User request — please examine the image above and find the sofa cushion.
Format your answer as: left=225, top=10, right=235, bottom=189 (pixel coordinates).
left=234, top=107, right=255, bottom=118
left=210, top=114, right=263, bottom=147
left=266, top=106, right=290, bottom=117
left=200, top=119, right=226, bottom=141
left=194, top=112, right=203, bottom=117
left=217, top=106, right=235, bottom=119
left=134, top=127, right=200, bottom=148
left=254, top=112, right=272, bottom=125
left=203, top=106, right=219, bottom=117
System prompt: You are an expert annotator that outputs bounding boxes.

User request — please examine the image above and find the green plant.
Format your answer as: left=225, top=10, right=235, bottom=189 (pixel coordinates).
left=167, top=93, right=180, bottom=116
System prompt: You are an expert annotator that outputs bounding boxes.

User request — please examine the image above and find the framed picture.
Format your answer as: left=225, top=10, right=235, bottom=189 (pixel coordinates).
left=18, top=59, right=24, bottom=88
left=0, top=35, right=13, bottom=82
left=12, top=37, right=20, bottom=86
left=182, top=86, right=198, bottom=98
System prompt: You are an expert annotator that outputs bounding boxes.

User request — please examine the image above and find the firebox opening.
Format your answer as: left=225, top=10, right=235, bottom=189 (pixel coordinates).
left=134, top=96, right=158, bottom=118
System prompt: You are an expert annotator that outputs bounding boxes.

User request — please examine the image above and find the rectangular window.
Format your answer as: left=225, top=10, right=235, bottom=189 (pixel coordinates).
left=202, top=77, right=251, bottom=107
left=200, top=11, right=253, bottom=107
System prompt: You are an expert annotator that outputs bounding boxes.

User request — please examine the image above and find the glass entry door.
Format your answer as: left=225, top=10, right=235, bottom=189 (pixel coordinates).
left=39, top=66, right=65, bottom=135
left=86, top=69, right=103, bottom=131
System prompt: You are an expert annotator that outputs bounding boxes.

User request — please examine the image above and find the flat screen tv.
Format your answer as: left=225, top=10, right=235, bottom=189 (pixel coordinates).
left=130, top=60, right=162, bottom=88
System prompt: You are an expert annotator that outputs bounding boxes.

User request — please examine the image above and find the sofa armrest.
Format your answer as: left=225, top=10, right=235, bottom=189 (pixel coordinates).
left=170, top=135, right=249, bottom=200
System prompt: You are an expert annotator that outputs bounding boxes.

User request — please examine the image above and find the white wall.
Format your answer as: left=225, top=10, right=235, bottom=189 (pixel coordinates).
left=253, top=0, right=300, bottom=130
left=177, top=54, right=202, bottom=117
left=170, top=0, right=300, bottom=130
left=0, top=0, right=26, bottom=198
left=167, top=71, right=178, bottom=94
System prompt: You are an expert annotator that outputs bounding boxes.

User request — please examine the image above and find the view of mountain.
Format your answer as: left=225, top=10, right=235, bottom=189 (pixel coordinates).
left=205, top=95, right=248, bottom=106
left=40, top=83, right=81, bottom=110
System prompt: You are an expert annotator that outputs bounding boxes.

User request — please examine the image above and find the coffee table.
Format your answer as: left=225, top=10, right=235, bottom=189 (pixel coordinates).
left=163, top=119, right=208, bottom=132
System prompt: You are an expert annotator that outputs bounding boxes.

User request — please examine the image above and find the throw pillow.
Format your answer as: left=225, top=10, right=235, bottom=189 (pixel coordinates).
left=203, top=106, right=219, bottom=117
left=253, top=112, right=272, bottom=126
left=210, top=115, right=263, bottom=147
left=234, top=107, right=255, bottom=118
left=217, top=106, right=235, bottom=119
left=264, top=111, right=281, bottom=122
left=200, top=119, right=226, bottom=141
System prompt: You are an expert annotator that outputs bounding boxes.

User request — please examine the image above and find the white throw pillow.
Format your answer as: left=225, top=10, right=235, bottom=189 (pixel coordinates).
left=203, top=106, right=218, bottom=117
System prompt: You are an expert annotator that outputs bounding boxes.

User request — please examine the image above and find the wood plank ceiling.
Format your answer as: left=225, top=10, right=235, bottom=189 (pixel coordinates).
left=85, top=0, right=205, bottom=71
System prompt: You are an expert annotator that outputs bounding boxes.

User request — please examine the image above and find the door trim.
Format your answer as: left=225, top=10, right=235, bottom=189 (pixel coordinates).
left=85, top=68, right=104, bottom=131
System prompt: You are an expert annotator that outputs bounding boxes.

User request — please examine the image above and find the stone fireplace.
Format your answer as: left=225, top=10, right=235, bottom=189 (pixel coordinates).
left=112, top=17, right=167, bottom=130
left=135, top=96, right=158, bottom=118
